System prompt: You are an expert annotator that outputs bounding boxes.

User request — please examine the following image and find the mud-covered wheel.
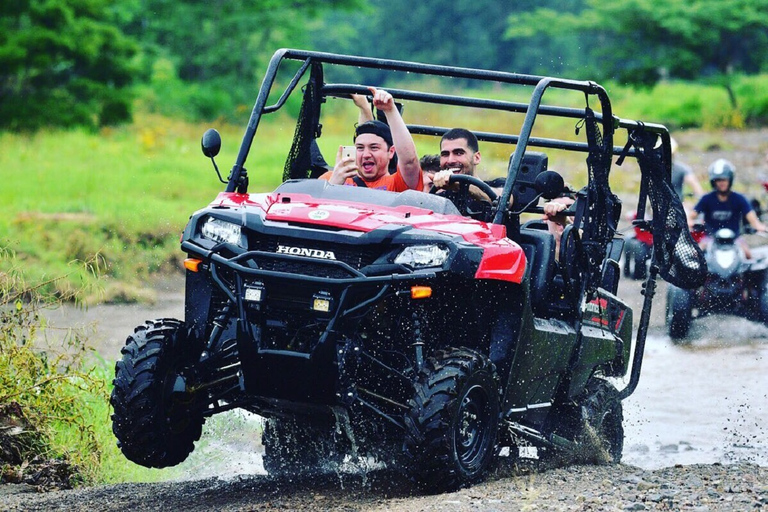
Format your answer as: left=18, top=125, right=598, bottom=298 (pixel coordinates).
left=404, top=348, right=500, bottom=492
left=666, top=285, right=693, bottom=341
left=110, top=319, right=205, bottom=468
left=577, top=378, right=624, bottom=463
left=262, top=418, right=347, bottom=476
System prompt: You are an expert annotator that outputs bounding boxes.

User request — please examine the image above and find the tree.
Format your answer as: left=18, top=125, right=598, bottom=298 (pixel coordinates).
left=0, top=0, right=139, bottom=131
left=309, top=0, right=589, bottom=82
left=506, top=0, right=768, bottom=106
left=122, top=0, right=361, bottom=99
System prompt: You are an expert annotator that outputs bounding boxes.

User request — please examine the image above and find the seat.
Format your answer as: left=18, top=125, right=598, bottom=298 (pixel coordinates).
left=546, top=224, right=583, bottom=320
left=518, top=227, right=556, bottom=317
left=601, top=238, right=625, bottom=294
left=521, top=219, right=549, bottom=232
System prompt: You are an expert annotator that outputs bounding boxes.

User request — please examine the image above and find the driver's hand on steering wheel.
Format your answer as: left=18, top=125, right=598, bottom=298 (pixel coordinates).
left=431, top=169, right=460, bottom=190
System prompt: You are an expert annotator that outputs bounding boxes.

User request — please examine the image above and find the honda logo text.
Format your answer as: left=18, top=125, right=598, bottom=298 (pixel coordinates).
left=276, top=245, right=336, bottom=260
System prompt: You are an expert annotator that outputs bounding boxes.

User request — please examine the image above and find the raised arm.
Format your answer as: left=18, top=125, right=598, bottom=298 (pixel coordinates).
left=369, top=87, right=421, bottom=190
left=351, top=94, right=374, bottom=125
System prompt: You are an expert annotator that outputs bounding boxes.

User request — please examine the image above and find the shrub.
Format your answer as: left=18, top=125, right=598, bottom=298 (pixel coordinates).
left=0, top=251, right=107, bottom=486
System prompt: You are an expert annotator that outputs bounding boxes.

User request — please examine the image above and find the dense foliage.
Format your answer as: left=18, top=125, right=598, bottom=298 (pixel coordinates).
left=4, top=0, right=768, bottom=129
left=0, top=0, right=139, bottom=131
left=506, top=0, right=768, bottom=105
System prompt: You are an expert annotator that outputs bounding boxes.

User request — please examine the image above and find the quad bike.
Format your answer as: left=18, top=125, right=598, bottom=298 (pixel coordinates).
left=110, top=50, right=706, bottom=492
left=666, top=226, right=768, bottom=341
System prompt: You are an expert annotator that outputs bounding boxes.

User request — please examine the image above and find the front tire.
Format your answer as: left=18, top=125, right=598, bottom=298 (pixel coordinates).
left=666, top=285, right=693, bottom=342
left=111, top=319, right=205, bottom=468
left=404, top=348, right=500, bottom=492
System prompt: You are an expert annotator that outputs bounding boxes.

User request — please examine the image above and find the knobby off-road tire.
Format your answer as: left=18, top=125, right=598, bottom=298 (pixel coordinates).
left=404, top=348, right=500, bottom=492
left=111, top=319, right=205, bottom=468
left=666, top=285, right=693, bottom=342
left=577, top=378, right=624, bottom=463
left=262, top=417, right=349, bottom=476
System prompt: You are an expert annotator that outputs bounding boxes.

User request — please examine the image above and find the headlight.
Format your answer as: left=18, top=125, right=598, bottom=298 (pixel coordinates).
left=714, top=249, right=736, bottom=269
left=394, top=245, right=450, bottom=268
left=201, top=217, right=246, bottom=247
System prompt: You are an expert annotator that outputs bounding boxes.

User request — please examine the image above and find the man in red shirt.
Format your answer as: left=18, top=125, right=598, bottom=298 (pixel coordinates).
left=320, top=87, right=422, bottom=192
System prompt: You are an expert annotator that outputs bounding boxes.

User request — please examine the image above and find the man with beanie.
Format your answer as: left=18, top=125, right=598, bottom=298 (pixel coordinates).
left=319, top=87, right=422, bottom=192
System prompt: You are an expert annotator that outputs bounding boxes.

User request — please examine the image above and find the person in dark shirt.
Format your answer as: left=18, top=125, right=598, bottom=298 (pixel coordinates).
left=429, top=128, right=503, bottom=205
left=691, top=158, right=766, bottom=258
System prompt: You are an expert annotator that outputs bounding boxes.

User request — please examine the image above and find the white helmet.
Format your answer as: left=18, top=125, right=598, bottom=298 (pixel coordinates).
left=708, top=158, right=735, bottom=189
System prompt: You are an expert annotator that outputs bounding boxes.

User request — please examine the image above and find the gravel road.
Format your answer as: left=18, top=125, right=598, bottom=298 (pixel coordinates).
left=3, top=460, right=766, bottom=511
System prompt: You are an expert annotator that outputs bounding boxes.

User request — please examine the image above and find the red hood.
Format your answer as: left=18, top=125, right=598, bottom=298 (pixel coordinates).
left=209, top=191, right=526, bottom=283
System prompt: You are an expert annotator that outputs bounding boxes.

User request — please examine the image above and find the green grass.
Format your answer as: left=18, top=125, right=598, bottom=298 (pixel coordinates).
left=0, top=259, right=265, bottom=485
left=0, top=113, right=297, bottom=301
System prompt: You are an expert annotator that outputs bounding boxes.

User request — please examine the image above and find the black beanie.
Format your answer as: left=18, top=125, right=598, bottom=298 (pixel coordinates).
left=354, top=120, right=393, bottom=147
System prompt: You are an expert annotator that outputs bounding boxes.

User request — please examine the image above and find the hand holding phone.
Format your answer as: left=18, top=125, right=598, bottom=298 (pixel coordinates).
left=342, top=146, right=355, bottom=162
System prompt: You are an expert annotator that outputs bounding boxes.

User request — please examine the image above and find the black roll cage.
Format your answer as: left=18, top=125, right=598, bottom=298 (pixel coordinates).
left=227, top=48, right=671, bottom=225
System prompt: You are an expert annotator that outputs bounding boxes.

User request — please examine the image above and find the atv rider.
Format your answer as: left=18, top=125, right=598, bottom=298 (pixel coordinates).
left=320, top=87, right=422, bottom=191
left=670, top=136, right=704, bottom=201
left=690, top=159, right=767, bottom=259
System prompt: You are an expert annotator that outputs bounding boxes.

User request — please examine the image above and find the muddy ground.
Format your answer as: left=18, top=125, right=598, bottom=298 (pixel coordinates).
left=3, top=128, right=768, bottom=510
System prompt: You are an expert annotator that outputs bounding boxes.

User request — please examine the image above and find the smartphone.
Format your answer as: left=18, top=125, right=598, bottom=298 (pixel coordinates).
left=342, top=145, right=355, bottom=162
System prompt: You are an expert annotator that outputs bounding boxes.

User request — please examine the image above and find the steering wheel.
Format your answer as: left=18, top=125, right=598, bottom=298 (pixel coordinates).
left=429, top=174, right=498, bottom=217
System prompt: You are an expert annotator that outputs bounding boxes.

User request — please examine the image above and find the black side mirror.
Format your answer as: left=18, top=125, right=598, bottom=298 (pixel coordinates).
left=534, top=170, right=565, bottom=200
left=201, top=129, right=221, bottom=158
left=201, top=129, right=227, bottom=184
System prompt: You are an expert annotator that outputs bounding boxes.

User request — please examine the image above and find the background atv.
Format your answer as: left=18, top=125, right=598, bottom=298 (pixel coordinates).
left=667, top=226, right=768, bottom=341
left=110, top=50, right=706, bottom=492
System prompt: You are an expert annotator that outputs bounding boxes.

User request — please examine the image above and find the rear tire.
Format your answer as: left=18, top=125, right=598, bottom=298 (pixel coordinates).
left=666, top=285, right=693, bottom=342
left=111, top=319, right=205, bottom=468
left=578, top=378, right=624, bottom=463
left=404, top=348, right=500, bottom=492
left=540, top=379, right=623, bottom=466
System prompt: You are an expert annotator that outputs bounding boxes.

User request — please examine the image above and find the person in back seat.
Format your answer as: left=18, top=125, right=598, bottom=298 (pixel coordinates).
left=542, top=185, right=576, bottom=259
